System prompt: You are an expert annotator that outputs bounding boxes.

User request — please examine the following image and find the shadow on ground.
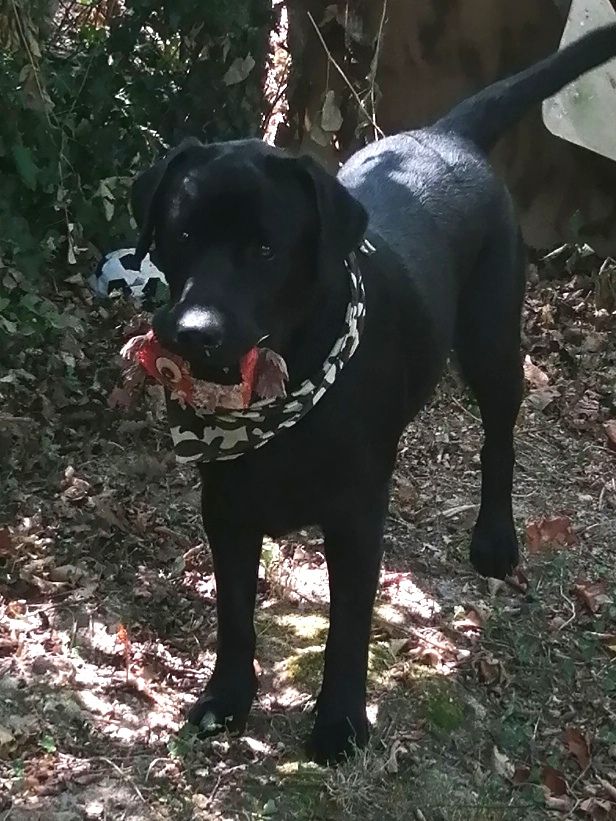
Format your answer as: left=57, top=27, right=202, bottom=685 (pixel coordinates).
left=1, top=273, right=615, bottom=820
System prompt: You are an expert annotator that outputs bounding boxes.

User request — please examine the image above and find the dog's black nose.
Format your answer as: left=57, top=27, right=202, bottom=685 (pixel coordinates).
left=176, top=308, right=224, bottom=350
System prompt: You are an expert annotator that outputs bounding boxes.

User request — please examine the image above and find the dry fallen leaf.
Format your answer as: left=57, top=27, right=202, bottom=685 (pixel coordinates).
left=403, top=628, right=460, bottom=670
left=487, top=577, right=506, bottom=597
left=512, top=764, right=531, bottom=785
left=223, top=54, right=255, bottom=86
left=409, top=645, right=441, bottom=668
left=394, top=477, right=417, bottom=512
left=572, top=579, right=611, bottom=614
left=579, top=797, right=614, bottom=820
left=508, top=566, right=530, bottom=593
left=389, top=637, right=412, bottom=656
left=545, top=794, right=573, bottom=812
left=549, top=615, right=567, bottom=632
left=453, top=607, right=485, bottom=637
left=90, top=495, right=130, bottom=532
left=605, top=420, right=616, bottom=452
left=525, top=515, right=577, bottom=553
left=0, top=725, right=14, bottom=751
left=117, top=623, right=132, bottom=681
left=320, top=89, right=343, bottom=133
left=474, top=653, right=507, bottom=686
left=0, top=637, right=18, bottom=657
left=524, top=355, right=550, bottom=388
left=572, top=392, right=600, bottom=423
left=0, top=527, right=13, bottom=557
left=563, top=727, right=591, bottom=769
left=542, top=764, right=568, bottom=796
left=581, top=332, right=605, bottom=353
left=599, top=634, right=616, bottom=657
left=60, top=469, right=91, bottom=503
left=108, top=385, right=135, bottom=410
left=597, top=777, right=616, bottom=803
left=527, top=386, right=561, bottom=411
left=493, top=746, right=515, bottom=780
left=384, top=737, right=410, bottom=774
left=48, top=564, right=86, bottom=585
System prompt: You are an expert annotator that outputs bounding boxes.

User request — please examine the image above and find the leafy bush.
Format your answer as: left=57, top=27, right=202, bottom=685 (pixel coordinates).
left=0, top=0, right=272, bottom=356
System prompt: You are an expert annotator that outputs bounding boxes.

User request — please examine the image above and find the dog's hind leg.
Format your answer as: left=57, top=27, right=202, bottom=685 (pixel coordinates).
left=454, top=217, right=525, bottom=580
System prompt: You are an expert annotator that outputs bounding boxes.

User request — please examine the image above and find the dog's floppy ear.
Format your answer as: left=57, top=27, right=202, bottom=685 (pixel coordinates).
left=296, top=154, right=368, bottom=263
left=131, top=137, right=202, bottom=228
left=130, top=137, right=209, bottom=265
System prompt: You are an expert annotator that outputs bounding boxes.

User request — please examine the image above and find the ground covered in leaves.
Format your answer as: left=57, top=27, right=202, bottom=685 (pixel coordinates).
left=1, top=251, right=615, bottom=820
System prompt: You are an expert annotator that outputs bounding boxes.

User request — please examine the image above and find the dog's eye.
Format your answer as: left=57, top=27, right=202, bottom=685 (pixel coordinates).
left=179, top=231, right=189, bottom=243
left=259, top=244, right=275, bottom=260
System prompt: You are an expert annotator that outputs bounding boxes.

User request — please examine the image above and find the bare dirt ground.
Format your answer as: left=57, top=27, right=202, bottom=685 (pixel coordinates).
left=1, top=253, right=615, bottom=820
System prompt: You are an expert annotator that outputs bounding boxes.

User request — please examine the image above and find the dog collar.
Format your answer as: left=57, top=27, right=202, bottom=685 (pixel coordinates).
left=166, top=251, right=367, bottom=463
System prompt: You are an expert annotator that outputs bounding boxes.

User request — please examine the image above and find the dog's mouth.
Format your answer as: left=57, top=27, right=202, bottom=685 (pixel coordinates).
left=188, top=359, right=243, bottom=385
left=152, top=312, right=268, bottom=387
left=121, top=329, right=289, bottom=411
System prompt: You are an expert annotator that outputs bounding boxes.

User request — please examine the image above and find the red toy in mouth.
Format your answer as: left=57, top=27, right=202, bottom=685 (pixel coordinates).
left=120, top=330, right=288, bottom=411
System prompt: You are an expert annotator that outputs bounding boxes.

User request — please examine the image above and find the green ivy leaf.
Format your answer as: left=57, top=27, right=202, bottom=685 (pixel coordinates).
left=39, top=734, right=57, bottom=753
left=11, top=144, right=39, bottom=191
left=0, top=316, right=17, bottom=334
left=19, top=293, right=42, bottom=312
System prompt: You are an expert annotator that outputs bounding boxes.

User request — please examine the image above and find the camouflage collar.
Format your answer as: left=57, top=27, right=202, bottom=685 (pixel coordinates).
left=165, top=252, right=367, bottom=463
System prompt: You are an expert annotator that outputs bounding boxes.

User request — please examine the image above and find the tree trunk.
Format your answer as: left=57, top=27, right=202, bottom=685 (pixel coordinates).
left=285, top=0, right=616, bottom=255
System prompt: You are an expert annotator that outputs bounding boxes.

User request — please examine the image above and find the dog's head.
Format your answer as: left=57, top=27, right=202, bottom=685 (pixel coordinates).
left=131, top=138, right=367, bottom=381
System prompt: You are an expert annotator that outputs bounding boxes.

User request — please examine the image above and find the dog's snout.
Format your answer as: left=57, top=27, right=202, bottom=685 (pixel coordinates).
left=176, top=307, right=224, bottom=350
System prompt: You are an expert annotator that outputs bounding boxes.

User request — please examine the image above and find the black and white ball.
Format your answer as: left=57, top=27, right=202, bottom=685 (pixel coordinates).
left=90, top=248, right=167, bottom=300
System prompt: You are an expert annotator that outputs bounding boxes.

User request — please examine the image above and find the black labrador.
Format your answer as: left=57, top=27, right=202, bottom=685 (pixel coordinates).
left=130, top=26, right=616, bottom=764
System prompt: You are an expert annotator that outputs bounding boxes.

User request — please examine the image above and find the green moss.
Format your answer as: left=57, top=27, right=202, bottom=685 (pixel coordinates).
left=421, top=681, right=466, bottom=732
left=285, top=647, right=325, bottom=692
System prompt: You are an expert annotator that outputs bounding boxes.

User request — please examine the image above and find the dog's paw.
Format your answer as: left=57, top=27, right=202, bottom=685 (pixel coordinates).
left=186, top=679, right=256, bottom=738
left=307, top=711, right=369, bottom=766
left=469, top=520, right=519, bottom=579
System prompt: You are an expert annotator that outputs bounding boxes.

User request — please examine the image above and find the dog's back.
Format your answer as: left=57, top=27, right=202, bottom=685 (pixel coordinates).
left=339, top=129, right=507, bottom=340
left=340, top=22, right=616, bottom=342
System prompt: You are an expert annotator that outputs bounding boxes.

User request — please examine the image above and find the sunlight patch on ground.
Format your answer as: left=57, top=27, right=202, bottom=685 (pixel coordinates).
left=270, top=612, right=329, bottom=641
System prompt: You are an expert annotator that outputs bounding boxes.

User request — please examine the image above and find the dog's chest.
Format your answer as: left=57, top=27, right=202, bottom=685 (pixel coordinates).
left=200, top=398, right=396, bottom=536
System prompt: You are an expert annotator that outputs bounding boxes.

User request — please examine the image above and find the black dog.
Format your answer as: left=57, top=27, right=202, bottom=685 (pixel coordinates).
left=130, top=26, right=616, bottom=764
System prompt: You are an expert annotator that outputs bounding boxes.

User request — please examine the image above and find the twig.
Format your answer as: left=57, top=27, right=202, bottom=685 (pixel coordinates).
left=557, top=583, right=577, bottom=631
left=208, top=772, right=224, bottom=807
left=532, top=708, right=543, bottom=740
left=441, top=503, right=478, bottom=519
left=369, top=0, right=388, bottom=141
left=0, top=415, right=35, bottom=425
left=93, top=757, right=149, bottom=806
left=306, top=11, right=385, bottom=139
left=420, top=502, right=477, bottom=525
left=145, top=757, right=173, bottom=782
left=387, top=511, right=415, bottom=530
left=569, top=761, right=592, bottom=792
left=407, top=626, right=455, bottom=655
left=451, top=395, right=481, bottom=423
left=9, top=0, right=54, bottom=129
left=597, top=484, right=606, bottom=511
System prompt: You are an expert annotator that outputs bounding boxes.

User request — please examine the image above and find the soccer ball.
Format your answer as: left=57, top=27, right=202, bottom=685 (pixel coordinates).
left=90, top=248, right=167, bottom=300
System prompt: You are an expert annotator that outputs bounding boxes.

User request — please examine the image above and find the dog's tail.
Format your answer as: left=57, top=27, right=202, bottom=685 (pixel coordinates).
left=435, top=23, right=616, bottom=153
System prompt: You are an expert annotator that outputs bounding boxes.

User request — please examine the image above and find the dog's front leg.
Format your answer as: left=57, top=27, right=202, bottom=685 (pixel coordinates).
left=309, top=501, right=386, bottom=765
left=187, top=518, right=262, bottom=737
